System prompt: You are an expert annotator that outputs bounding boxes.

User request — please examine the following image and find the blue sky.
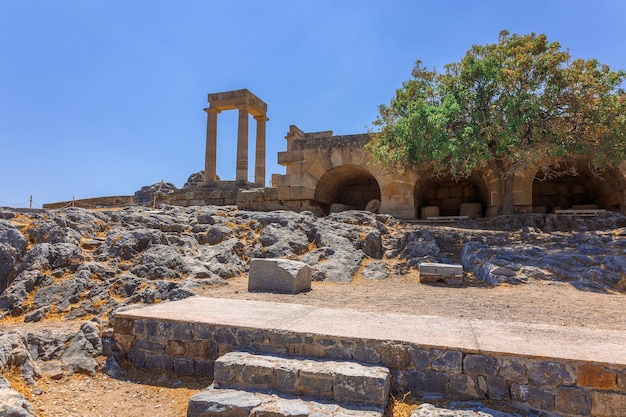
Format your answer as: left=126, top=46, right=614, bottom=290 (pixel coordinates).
left=1, top=1, right=625, bottom=207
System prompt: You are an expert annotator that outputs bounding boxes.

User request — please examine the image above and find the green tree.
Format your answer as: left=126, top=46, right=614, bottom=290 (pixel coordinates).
left=369, top=30, right=626, bottom=214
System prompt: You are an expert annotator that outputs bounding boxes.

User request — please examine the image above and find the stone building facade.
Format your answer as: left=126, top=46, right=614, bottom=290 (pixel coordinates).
left=273, top=125, right=626, bottom=219
left=44, top=89, right=626, bottom=218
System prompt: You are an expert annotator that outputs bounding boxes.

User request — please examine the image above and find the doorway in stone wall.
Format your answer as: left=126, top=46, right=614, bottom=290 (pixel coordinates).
left=314, top=165, right=381, bottom=214
left=415, top=174, right=488, bottom=219
left=532, top=162, right=626, bottom=214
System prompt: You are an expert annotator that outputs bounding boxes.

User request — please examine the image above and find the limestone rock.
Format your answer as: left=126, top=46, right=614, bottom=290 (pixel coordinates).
left=362, top=262, right=390, bottom=280
left=419, top=262, right=463, bottom=284
left=301, top=248, right=363, bottom=283
left=1, top=205, right=626, bottom=323
left=60, top=322, right=102, bottom=376
left=0, top=221, right=28, bottom=292
left=411, top=403, right=519, bottom=417
left=133, top=181, right=177, bottom=203
left=130, top=244, right=186, bottom=279
left=184, top=170, right=221, bottom=188
left=199, top=225, right=233, bottom=245
left=0, top=377, right=36, bottom=417
left=248, top=258, right=312, bottom=294
left=365, top=199, right=381, bottom=213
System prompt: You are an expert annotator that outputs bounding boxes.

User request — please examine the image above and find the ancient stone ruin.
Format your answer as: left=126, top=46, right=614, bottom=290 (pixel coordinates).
left=43, top=89, right=626, bottom=219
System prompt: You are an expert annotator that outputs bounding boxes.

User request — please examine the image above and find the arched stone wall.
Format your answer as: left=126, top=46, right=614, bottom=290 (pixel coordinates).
left=414, top=172, right=491, bottom=218
left=275, top=126, right=626, bottom=218
left=275, top=128, right=416, bottom=218
left=314, top=165, right=381, bottom=212
left=532, top=161, right=626, bottom=214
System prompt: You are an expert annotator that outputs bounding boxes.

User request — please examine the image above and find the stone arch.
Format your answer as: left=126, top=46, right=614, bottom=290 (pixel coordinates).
left=532, top=161, right=626, bottom=214
left=414, top=172, right=490, bottom=218
left=314, top=165, right=381, bottom=214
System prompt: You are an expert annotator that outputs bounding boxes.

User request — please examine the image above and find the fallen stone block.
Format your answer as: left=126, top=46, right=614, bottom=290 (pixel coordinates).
left=248, top=258, right=312, bottom=294
left=420, top=206, right=440, bottom=219
left=419, top=262, right=463, bottom=284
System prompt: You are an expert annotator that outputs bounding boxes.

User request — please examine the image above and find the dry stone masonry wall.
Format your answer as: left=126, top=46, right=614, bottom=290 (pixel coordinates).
left=112, top=316, right=626, bottom=417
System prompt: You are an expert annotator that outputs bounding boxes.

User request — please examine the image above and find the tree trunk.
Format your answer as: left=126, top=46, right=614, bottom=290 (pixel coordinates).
left=500, top=176, right=515, bottom=215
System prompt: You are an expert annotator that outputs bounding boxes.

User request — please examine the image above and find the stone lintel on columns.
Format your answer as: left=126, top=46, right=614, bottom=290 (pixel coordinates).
left=208, top=89, right=267, bottom=117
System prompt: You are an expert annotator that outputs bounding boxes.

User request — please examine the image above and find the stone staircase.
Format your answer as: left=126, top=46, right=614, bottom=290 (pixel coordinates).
left=187, top=351, right=391, bottom=417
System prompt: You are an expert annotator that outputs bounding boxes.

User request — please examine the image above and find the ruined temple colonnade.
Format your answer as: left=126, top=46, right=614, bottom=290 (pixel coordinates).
left=204, top=89, right=268, bottom=186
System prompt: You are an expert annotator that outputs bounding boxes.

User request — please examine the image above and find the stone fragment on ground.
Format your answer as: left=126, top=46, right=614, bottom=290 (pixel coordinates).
left=410, top=402, right=521, bottom=417
left=418, top=262, right=463, bottom=285
left=248, top=258, right=312, bottom=294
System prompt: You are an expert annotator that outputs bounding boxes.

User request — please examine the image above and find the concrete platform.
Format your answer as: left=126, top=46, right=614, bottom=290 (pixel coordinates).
left=117, top=297, right=626, bottom=365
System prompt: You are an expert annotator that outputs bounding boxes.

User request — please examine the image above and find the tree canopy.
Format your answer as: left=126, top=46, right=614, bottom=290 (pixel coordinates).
left=368, top=30, right=626, bottom=213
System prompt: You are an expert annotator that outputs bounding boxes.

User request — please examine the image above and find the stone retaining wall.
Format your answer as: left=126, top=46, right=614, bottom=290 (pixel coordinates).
left=154, top=186, right=286, bottom=212
left=43, top=195, right=135, bottom=209
left=157, top=188, right=239, bottom=207
left=112, top=316, right=626, bottom=417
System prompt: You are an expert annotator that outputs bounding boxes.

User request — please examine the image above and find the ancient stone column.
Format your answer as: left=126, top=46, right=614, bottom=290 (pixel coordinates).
left=254, top=115, right=268, bottom=186
left=236, top=107, right=249, bottom=182
left=204, top=107, right=220, bottom=182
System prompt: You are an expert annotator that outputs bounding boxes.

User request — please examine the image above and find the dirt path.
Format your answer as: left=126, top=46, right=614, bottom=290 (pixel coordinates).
left=202, top=269, right=626, bottom=331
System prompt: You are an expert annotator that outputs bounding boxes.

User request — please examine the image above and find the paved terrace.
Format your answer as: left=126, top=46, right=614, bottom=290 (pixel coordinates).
left=117, top=297, right=626, bottom=365
left=114, top=297, right=626, bottom=416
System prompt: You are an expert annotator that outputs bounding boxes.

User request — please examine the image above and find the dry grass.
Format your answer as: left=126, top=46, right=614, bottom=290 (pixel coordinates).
left=2, top=366, right=35, bottom=401
left=385, top=393, right=420, bottom=417
left=616, top=273, right=626, bottom=292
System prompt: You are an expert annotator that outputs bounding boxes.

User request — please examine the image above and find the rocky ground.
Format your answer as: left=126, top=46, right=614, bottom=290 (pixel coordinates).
left=0, top=205, right=625, bottom=416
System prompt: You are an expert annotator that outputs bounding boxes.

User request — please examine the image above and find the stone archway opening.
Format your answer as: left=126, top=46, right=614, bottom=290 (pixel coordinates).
left=532, top=162, right=626, bottom=213
left=415, top=174, right=489, bottom=219
left=314, top=166, right=381, bottom=214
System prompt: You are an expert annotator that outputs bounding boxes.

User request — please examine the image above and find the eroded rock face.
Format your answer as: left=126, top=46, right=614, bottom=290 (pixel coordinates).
left=0, top=376, right=36, bottom=417
left=0, top=220, right=28, bottom=293
left=0, top=205, right=625, bottom=414
left=133, top=182, right=177, bottom=204
left=0, top=322, right=104, bottom=414
left=0, top=206, right=625, bottom=323
left=0, top=207, right=396, bottom=322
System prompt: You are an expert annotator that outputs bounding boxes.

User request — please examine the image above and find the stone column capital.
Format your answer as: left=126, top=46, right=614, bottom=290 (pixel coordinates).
left=254, top=114, right=269, bottom=122
left=204, top=107, right=222, bottom=114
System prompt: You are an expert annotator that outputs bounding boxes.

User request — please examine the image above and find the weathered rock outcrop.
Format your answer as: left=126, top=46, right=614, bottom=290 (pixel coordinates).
left=1, top=206, right=625, bottom=324
left=0, top=322, right=104, bottom=414
left=0, top=207, right=397, bottom=322
left=133, top=182, right=177, bottom=203
left=0, top=205, right=625, bottom=414
left=0, top=376, right=36, bottom=417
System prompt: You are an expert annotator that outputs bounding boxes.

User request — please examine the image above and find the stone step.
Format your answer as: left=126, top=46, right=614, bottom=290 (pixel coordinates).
left=187, top=385, right=383, bottom=417
left=213, top=351, right=390, bottom=410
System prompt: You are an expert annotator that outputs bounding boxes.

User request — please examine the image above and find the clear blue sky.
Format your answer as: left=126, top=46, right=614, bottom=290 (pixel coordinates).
left=1, top=0, right=625, bottom=207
